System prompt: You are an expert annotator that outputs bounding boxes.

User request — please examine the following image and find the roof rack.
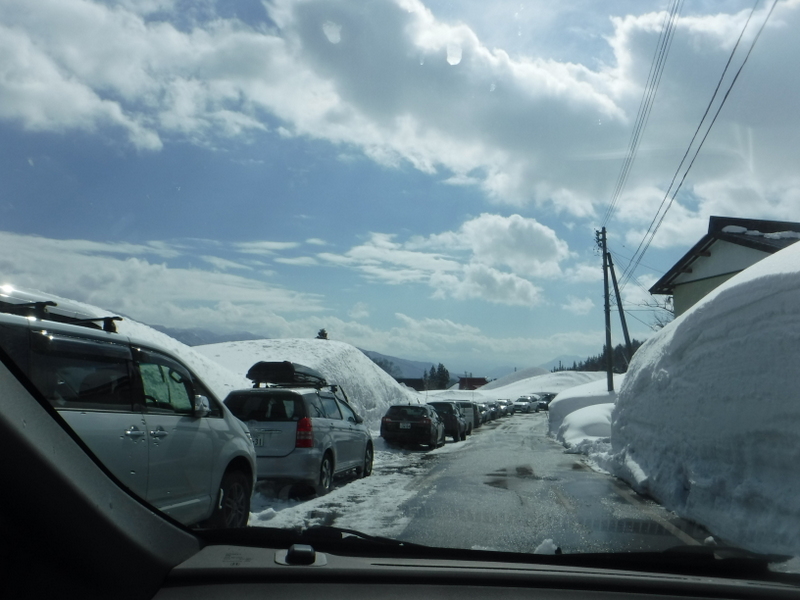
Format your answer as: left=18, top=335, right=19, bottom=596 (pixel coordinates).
left=246, top=361, right=328, bottom=389
left=0, top=298, right=123, bottom=332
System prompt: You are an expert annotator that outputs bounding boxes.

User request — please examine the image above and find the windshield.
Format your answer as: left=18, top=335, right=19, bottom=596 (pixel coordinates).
left=2, top=0, right=799, bottom=573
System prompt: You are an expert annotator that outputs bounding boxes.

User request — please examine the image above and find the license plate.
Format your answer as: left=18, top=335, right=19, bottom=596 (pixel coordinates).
left=252, top=435, right=264, bottom=447
left=400, top=422, right=410, bottom=429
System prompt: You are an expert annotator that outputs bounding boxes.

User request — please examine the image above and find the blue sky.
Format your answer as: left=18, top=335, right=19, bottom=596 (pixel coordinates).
left=1, top=0, right=797, bottom=374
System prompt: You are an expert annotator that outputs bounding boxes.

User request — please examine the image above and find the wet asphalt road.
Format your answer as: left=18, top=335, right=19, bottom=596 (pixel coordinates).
left=393, top=411, right=710, bottom=554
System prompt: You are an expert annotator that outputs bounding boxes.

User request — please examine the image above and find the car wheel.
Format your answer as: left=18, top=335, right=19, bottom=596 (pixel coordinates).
left=461, top=429, right=467, bottom=441
left=361, top=445, right=374, bottom=477
left=437, top=428, right=445, bottom=447
left=207, top=470, right=251, bottom=529
left=452, top=431, right=460, bottom=443
left=317, top=453, right=334, bottom=495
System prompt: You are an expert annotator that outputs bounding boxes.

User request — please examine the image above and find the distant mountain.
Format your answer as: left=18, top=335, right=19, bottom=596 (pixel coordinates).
left=537, top=355, right=583, bottom=372
left=149, top=325, right=264, bottom=347
left=360, top=350, right=443, bottom=379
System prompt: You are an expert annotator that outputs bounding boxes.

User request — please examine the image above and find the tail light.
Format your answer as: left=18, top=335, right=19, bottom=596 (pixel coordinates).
left=421, top=418, right=431, bottom=425
left=382, top=416, right=392, bottom=424
left=296, top=417, right=313, bottom=448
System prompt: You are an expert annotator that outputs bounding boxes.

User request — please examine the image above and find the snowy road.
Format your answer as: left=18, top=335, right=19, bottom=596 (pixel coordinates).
left=249, top=412, right=710, bottom=554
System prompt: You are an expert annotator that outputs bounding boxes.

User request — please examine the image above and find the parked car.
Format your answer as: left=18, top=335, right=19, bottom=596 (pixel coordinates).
left=533, top=392, right=557, bottom=412
left=0, top=289, right=256, bottom=528
left=224, top=361, right=373, bottom=495
left=514, top=395, right=536, bottom=413
left=456, top=400, right=481, bottom=432
left=498, top=398, right=516, bottom=415
left=428, top=401, right=467, bottom=441
left=381, top=404, right=445, bottom=448
left=472, top=401, right=489, bottom=423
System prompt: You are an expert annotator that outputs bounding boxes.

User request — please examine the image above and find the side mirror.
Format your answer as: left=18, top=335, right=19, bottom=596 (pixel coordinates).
left=193, top=394, right=210, bottom=418
left=355, top=415, right=363, bottom=424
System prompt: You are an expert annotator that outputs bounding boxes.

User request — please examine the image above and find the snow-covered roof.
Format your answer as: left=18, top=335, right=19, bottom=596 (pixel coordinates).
left=650, top=216, right=800, bottom=296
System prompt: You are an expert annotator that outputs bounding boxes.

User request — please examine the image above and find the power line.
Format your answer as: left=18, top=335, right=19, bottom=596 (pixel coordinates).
left=601, top=0, right=683, bottom=227
left=620, top=0, right=778, bottom=290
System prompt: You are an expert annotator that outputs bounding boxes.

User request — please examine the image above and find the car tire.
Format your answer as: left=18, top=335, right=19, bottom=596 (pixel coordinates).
left=207, top=470, right=251, bottom=529
left=452, top=432, right=460, bottom=443
left=460, top=429, right=467, bottom=441
left=437, top=429, right=445, bottom=447
left=317, top=453, right=334, bottom=495
left=361, top=445, right=373, bottom=477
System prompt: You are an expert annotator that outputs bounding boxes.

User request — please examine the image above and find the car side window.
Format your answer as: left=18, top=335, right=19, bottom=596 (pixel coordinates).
left=135, top=350, right=193, bottom=415
left=304, top=393, right=326, bottom=418
left=338, top=401, right=358, bottom=424
left=28, top=331, right=134, bottom=412
left=319, top=393, right=342, bottom=419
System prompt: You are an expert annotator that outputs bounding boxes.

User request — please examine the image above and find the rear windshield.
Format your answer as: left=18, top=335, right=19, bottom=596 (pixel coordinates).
left=225, top=391, right=305, bottom=421
left=386, top=406, right=429, bottom=419
left=429, top=402, right=454, bottom=414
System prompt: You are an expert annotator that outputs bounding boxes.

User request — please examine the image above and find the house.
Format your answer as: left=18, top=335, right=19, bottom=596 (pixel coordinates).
left=649, top=216, right=800, bottom=316
left=458, top=376, right=489, bottom=390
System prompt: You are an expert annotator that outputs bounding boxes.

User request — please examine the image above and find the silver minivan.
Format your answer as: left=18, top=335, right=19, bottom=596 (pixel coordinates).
left=0, top=288, right=256, bottom=528
left=224, top=364, right=373, bottom=495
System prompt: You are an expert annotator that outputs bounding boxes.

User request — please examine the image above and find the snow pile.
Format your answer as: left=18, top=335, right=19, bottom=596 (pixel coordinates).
left=476, top=370, right=606, bottom=401
left=556, top=403, right=614, bottom=454
left=547, top=375, right=623, bottom=436
left=196, top=339, right=421, bottom=427
left=597, top=241, right=800, bottom=556
left=481, top=365, right=549, bottom=389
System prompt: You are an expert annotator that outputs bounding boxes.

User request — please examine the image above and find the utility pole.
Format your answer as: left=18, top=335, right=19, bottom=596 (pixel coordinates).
left=598, top=228, right=614, bottom=392
left=607, top=251, right=633, bottom=364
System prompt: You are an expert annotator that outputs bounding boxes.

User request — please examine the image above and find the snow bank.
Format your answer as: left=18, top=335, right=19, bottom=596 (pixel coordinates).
left=598, top=241, right=800, bottom=556
left=556, top=403, right=613, bottom=453
left=547, top=375, right=623, bottom=436
left=481, top=365, right=548, bottom=389
left=195, top=339, right=420, bottom=428
left=476, top=370, right=606, bottom=401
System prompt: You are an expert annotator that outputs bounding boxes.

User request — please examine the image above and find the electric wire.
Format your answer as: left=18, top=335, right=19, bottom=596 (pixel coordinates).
left=619, top=0, right=777, bottom=290
left=600, top=0, right=683, bottom=228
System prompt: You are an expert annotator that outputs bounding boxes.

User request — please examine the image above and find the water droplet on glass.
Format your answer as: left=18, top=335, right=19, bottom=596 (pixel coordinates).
left=420, top=57, right=425, bottom=66
left=447, top=43, right=462, bottom=66
left=490, top=83, right=496, bottom=92
left=322, top=21, right=341, bottom=44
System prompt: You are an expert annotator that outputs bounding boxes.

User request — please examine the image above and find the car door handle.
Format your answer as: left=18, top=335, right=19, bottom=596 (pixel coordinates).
left=150, top=427, right=169, bottom=438
left=125, top=426, right=146, bottom=438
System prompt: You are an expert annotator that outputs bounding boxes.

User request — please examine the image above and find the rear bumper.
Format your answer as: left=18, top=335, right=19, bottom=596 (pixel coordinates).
left=254, top=449, right=322, bottom=484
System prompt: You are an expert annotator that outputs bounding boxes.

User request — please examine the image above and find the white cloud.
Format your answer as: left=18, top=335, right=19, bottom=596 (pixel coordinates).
left=349, top=301, right=370, bottom=320
left=3, top=0, right=800, bottom=276
left=0, top=232, right=325, bottom=334
left=200, top=255, right=252, bottom=271
left=318, top=214, right=569, bottom=306
left=235, top=240, right=301, bottom=254
left=275, top=256, right=319, bottom=266
left=562, top=295, right=594, bottom=315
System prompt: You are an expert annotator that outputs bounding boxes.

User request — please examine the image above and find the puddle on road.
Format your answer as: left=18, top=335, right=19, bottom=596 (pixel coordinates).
left=484, top=465, right=558, bottom=489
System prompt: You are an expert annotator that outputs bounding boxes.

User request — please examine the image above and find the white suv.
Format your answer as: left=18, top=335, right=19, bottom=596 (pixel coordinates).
left=0, top=288, right=256, bottom=528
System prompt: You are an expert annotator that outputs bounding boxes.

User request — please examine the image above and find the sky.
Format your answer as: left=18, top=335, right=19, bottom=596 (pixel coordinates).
left=1, top=0, right=798, bottom=375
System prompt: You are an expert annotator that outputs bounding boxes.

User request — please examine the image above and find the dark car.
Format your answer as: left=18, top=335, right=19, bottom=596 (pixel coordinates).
left=534, top=392, right=557, bottom=412
left=456, top=400, right=481, bottom=432
left=381, top=404, right=445, bottom=449
left=427, top=401, right=467, bottom=442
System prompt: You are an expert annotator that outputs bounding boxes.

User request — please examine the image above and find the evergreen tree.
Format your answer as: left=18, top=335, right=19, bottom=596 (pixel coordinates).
left=316, top=328, right=329, bottom=340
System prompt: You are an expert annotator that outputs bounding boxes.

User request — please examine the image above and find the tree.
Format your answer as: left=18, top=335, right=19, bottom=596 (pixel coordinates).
left=435, top=363, right=450, bottom=389
left=424, top=363, right=451, bottom=389
left=316, top=328, right=329, bottom=340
